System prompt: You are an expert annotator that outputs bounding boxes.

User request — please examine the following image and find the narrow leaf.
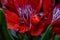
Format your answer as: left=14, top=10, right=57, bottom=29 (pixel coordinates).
left=0, top=8, right=14, bottom=40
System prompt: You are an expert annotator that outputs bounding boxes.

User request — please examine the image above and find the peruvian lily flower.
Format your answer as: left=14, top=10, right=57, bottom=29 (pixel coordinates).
left=1, top=0, right=42, bottom=35
left=52, top=4, right=60, bottom=35
left=1, top=0, right=58, bottom=37
left=29, top=0, right=55, bottom=36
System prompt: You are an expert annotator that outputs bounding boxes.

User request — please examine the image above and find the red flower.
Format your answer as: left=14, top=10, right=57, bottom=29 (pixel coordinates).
left=1, top=0, right=43, bottom=35
left=52, top=4, right=60, bottom=35
left=29, top=0, right=55, bottom=36
left=2, top=0, right=59, bottom=36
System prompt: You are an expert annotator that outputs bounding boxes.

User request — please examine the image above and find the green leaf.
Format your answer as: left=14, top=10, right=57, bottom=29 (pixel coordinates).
left=54, top=35, right=60, bottom=40
left=41, top=24, right=52, bottom=40
left=0, top=8, right=14, bottom=40
left=32, top=36, right=41, bottom=40
left=17, top=33, right=31, bottom=40
left=0, top=8, right=2, bottom=24
left=17, top=33, right=24, bottom=40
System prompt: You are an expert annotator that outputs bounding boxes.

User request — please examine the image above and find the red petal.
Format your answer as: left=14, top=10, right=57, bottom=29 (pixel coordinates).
left=29, top=21, right=45, bottom=36
left=30, top=0, right=42, bottom=14
left=4, top=10, right=20, bottom=31
left=1, top=0, right=17, bottom=13
left=52, top=27, right=60, bottom=35
left=19, top=24, right=30, bottom=33
left=43, top=0, right=55, bottom=16
left=31, top=14, right=41, bottom=25
left=4, top=10, right=20, bottom=24
left=7, top=23, right=19, bottom=31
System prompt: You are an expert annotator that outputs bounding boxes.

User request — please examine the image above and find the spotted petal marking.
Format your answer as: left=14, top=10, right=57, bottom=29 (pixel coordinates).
left=52, top=7, right=60, bottom=22
left=17, top=5, right=34, bottom=28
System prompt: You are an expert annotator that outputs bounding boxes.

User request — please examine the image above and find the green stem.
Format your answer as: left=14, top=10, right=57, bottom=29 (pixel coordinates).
left=41, top=24, right=52, bottom=40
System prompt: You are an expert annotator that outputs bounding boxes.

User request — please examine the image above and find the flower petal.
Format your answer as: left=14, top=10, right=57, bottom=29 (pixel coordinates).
left=4, top=10, right=20, bottom=24
left=29, top=21, right=45, bottom=36
left=52, top=27, right=60, bottom=35
left=19, top=24, right=30, bottom=33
